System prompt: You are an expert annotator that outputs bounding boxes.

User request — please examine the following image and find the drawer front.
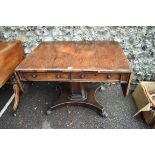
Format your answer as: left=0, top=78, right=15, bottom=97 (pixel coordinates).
left=70, top=73, right=121, bottom=82
left=18, top=72, right=130, bottom=83
left=19, top=72, right=69, bottom=81
left=120, top=73, right=130, bottom=83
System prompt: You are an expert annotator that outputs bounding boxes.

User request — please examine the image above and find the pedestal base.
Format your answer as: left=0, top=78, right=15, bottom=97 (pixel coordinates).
left=47, top=83, right=108, bottom=117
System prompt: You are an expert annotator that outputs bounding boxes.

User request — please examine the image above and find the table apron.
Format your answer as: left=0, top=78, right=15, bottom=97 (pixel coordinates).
left=17, top=72, right=130, bottom=83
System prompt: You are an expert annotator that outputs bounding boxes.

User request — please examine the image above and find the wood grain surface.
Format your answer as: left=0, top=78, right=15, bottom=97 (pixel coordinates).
left=16, top=41, right=131, bottom=73
left=0, top=41, right=25, bottom=88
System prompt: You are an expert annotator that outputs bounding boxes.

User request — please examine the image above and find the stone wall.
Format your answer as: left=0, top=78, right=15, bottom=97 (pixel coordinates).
left=0, top=26, right=155, bottom=83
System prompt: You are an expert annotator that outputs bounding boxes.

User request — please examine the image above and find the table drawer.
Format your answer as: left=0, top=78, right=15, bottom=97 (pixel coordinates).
left=19, top=72, right=129, bottom=82
left=71, top=73, right=121, bottom=82
left=19, top=72, right=69, bottom=81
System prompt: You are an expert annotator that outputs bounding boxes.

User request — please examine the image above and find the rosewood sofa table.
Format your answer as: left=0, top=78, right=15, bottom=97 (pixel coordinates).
left=0, top=41, right=25, bottom=117
left=15, top=41, right=131, bottom=117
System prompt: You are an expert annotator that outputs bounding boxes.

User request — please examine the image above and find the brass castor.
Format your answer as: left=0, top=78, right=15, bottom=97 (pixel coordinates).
left=100, top=110, right=108, bottom=118
left=13, top=112, right=17, bottom=117
left=46, top=110, right=52, bottom=115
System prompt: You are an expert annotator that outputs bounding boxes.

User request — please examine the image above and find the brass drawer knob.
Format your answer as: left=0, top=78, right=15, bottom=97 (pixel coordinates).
left=107, top=74, right=111, bottom=79
left=56, top=74, right=61, bottom=79
left=32, top=74, right=37, bottom=78
left=80, top=74, right=85, bottom=79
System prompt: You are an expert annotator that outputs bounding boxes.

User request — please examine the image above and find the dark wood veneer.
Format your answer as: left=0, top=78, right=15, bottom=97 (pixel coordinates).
left=15, top=41, right=132, bottom=116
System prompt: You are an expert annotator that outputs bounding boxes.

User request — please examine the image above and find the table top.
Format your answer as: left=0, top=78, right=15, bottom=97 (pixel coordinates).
left=0, top=42, right=18, bottom=52
left=0, top=41, right=24, bottom=88
left=16, top=41, right=131, bottom=73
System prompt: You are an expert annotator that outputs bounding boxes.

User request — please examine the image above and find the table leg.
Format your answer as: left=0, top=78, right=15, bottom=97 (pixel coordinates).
left=47, top=82, right=107, bottom=117
left=14, top=72, right=24, bottom=92
left=11, top=72, right=24, bottom=116
left=12, top=84, right=20, bottom=116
